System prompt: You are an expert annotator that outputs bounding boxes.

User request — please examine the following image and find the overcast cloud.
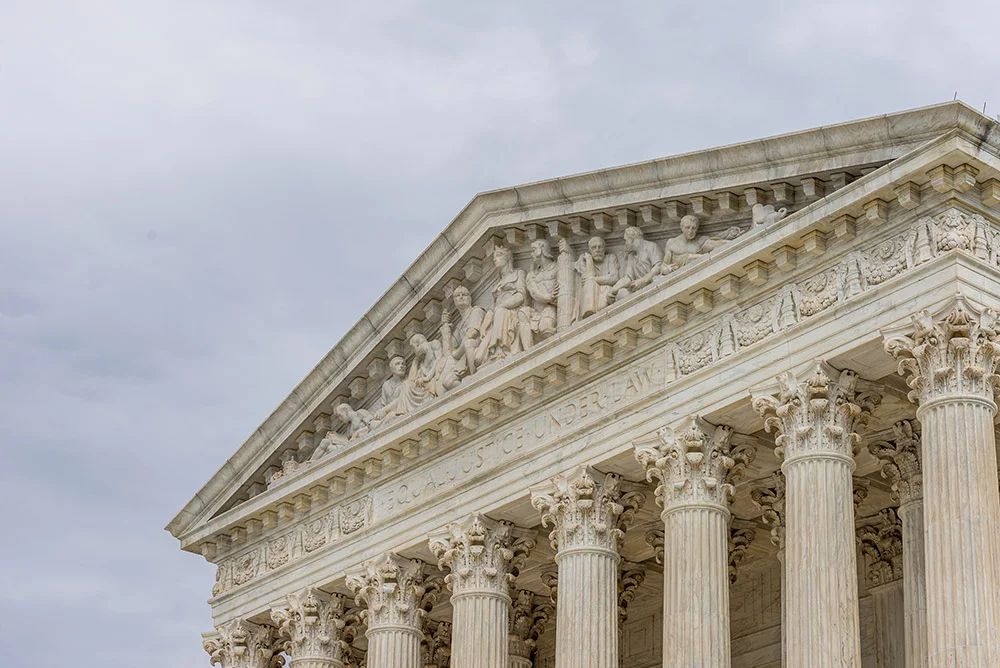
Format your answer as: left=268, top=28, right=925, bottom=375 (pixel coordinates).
left=1, top=1, right=997, bottom=665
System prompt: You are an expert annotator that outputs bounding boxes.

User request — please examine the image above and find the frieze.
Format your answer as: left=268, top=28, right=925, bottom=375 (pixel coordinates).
left=380, top=352, right=671, bottom=516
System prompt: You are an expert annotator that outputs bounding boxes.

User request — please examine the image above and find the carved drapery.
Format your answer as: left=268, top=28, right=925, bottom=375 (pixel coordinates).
left=752, top=362, right=879, bottom=668
left=884, top=299, right=1000, bottom=668
left=204, top=620, right=283, bottom=668
left=271, top=589, right=350, bottom=668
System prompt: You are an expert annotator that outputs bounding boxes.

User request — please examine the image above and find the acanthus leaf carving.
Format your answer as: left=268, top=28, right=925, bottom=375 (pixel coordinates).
left=617, top=561, right=647, bottom=634
left=428, top=514, right=536, bottom=596
left=345, top=553, right=429, bottom=631
left=750, top=472, right=786, bottom=549
left=868, top=419, right=923, bottom=504
left=856, top=508, right=904, bottom=588
left=270, top=588, right=349, bottom=663
left=420, top=619, right=452, bottom=668
left=728, top=525, right=758, bottom=584
left=203, top=620, right=284, bottom=668
left=509, top=588, right=554, bottom=663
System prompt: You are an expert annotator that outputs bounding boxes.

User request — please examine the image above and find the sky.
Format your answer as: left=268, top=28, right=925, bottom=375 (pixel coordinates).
left=0, top=1, right=997, bottom=665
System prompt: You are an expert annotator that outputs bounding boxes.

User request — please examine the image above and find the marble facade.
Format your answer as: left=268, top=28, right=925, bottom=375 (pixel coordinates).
left=171, top=102, right=1000, bottom=667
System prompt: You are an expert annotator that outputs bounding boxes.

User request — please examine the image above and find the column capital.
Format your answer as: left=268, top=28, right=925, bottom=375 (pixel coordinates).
left=868, top=419, right=923, bottom=505
left=729, top=524, right=757, bottom=584
left=428, top=513, right=535, bottom=596
left=618, top=561, right=647, bottom=634
left=509, top=589, right=554, bottom=663
left=644, top=527, right=664, bottom=564
left=856, top=508, right=904, bottom=589
left=634, top=415, right=755, bottom=511
left=420, top=620, right=451, bottom=668
left=530, top=467, right=644, bottom=555
left=270, top=588, right=350, bottom=666
left=204, top=620, right=283, bottom=668
left=750, top=472, right=785, bottom=549
left=884, top=297, right=1000, bottom=405
left=345, top=553, right=433, bottom=632
left=752, top=361, right=881, bottom=463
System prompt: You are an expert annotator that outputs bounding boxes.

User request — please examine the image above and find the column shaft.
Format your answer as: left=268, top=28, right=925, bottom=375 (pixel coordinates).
left=555, top=549, right=619, bottom=668
left=784, top=455, right=861, bottom=667
left=367, top=627, right=422, bottom=668
left=919, top=398, right=1000, bottom=666
left=899, top=498, right=927, bottom=668
left=661, top=504, right=730, bottom=667
left=870, top=581, right=906, bottom=668
left=777, top=549, right=786, bottom=668
left=452, top=592, right=509, bottom=668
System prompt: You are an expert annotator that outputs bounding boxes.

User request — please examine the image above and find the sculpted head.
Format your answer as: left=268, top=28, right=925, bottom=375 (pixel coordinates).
left=452, top=285, right=472, bottom=311
left=623, top=226, right=644, bottom=252
left=409, top=333, right=430, bottom=356
left=493, top=244, right=513, bottom=269
left=334, top=403, right=354, bottom=422
left=530, top=239, right=553, bottom=263
left=588, top=236, right=606, bottom=261
left=389, top=355, right=406, bottom=379
left=680, top=215, right=700, bottom=240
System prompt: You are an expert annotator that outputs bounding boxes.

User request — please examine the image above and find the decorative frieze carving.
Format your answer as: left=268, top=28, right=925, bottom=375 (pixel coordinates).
left=530, top=468, right=644, bottom=553
left=868, top=419, right=922, bottom=504
left=856, top=508, right=904, bottom=588
left=884, top=298, right=1000, bottom=404
left=428, top=514, right=535, bottom=595
left=204, top=620, right=283, bottom=668
left=634, top=416, right=755, bottom=509
left=752, top=362, right=880, bottom=461
left=345, top=553, right=430, bottom=631
left=271, top=588, right=350, bottom=665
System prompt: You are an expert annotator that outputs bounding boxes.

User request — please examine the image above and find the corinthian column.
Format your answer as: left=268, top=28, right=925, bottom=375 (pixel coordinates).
left=271, top=589, right=350, bottom=668
left=868, top=419, right=927, bottom=668
left=752, top=361, right=880, bottom=668
left=750, top=473, right=786, bottom=668
left=429, top=514, right=535, bottom=668
left=203, top=620, right=281, bottom=668
left=884, top=300, right=1000, bottom=667
left=857, top=509, right=905, bottom=668
left=635, top=416, right=756, bottom=668
left=346, top=553, right=431, bottom=668
left=530, top=467, right=643, bottom=668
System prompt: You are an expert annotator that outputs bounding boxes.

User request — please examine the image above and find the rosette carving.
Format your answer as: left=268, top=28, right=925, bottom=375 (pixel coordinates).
left=428, top=514, right=535, bottom=596
left=270, top=588, right=350, bottom=664
left=752, top=361, right=880, bottom=461
left=856, top=508, right=904, bottom=587
left=868, top=419, right=922, bottom=504
left=203, top=620, right=284, bottom=668
left=884, top=299, right=1000, bottom=404
left=345, top=553, right=429, bottom=631
left=634, top=416, right=755, bottom=510
left=530, top=468, right=644, bottom=553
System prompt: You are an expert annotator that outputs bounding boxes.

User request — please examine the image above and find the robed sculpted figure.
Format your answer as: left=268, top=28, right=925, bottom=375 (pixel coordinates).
left=525, top=239, right=559, bottom=339
left=659, top=215, right=743, bottom=275
left=611, top=226, right=663, bottom=301
left=573, top=236, right=620, bottom=318
left=442, top=285, right=489, bottom=376
left=484, top=244, right=533, bottom=360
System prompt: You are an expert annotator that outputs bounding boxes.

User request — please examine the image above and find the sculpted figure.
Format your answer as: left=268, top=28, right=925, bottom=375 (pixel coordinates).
left=335, top=402, right=375, bottom=440
left=442, top=285, right=489, bottom=376
left=660, top=215, right=743, bottom=275
left=573, top=236, right=620, bottom=318
left=611, top=226, right=663, bottom=301
left=379, top=356, right=407, bottom=409
left=525, top=239, right=559, bottom=339
left=484, top=245, right=533, bottom=360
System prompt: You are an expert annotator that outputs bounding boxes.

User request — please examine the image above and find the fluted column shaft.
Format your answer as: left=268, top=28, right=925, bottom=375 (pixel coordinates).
left=556, top=547, right=619, bottom=668
left=368, top=627, right=421, bottom=668
left=783, top=454, right=861, bottom=666
left=899, top=498, right=927, bottom=668
left=452, top=590, right=510, bottom=667
left=870, top=580, right=906, bottom=668
left=918, top=397, right=1000, bottom=666
left=661, top=503, right=731, bottom=666
left=777, top=548, right=786, bottom=668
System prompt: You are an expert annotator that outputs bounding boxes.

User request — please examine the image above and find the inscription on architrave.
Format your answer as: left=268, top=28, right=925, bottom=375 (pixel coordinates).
left=379, top=352, right=670, bottom=514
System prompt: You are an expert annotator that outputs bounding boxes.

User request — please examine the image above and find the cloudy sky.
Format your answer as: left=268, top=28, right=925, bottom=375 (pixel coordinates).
left=1, top=1, right=997, bottom=665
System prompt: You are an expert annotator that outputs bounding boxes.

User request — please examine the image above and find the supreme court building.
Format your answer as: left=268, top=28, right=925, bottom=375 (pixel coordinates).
left=169, top=102, right=1000, bottom=668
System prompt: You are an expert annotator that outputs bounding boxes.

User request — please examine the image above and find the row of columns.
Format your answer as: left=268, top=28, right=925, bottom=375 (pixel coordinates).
left=204, top=299, right=1000, bottom=668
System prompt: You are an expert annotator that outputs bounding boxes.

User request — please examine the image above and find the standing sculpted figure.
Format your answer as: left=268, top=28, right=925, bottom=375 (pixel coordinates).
left=573, top=236, right=620, bottom=318
left=485, top=244, right=533, bottom=360
left=525, top=239, right=559, bottom=340
left=660, top=215, right=743, bottom=275
left=611, top=226, right=663, bottom=301
left=441, top=285, right=489, bottom=376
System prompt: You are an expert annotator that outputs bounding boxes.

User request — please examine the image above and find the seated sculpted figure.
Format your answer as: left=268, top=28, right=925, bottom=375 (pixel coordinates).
left=525, top=239, right=559, bottom=339
left=442, top=285, right=489, bottom=376
left=372, top=355, right=408, bottom=424
left=659, top=215, right=743, bottom=275
left=483, top=244, right=533, bottom=360
left=611, top=226, right=663, bottom=302
left=310, top=402, right=374, bottom=460
left=573, top=236, right=620, bottom=319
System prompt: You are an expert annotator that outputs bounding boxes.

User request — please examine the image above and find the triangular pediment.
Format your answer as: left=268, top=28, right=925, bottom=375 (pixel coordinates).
left=168, top=101, right=1000, bottom=549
